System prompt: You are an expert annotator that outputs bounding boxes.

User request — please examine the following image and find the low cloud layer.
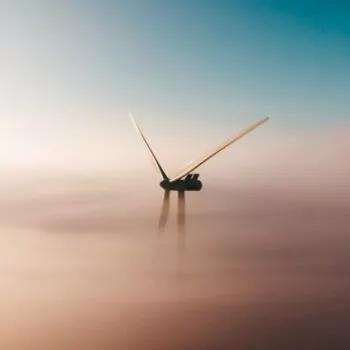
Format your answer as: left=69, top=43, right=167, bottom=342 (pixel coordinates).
left=1, top=123, right=350, bottom=350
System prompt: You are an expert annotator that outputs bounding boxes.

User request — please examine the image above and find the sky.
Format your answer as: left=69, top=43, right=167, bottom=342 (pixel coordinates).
left=1, top=1, right=350, bottom=174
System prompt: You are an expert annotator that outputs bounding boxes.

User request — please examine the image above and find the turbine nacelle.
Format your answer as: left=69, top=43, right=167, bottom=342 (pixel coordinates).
left=160, top=176, right=202, bottom=192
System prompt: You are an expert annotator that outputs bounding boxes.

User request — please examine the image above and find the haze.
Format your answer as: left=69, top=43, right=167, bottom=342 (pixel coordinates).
left=1, top=1, right=350, bottom=350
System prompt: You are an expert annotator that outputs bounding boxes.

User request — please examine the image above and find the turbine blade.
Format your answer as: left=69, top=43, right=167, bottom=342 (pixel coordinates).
left=170, top=117, right=269, bottom=182
left=158, top=190, right=170, bottom=230
left=129, top=112, right=168, bottom=180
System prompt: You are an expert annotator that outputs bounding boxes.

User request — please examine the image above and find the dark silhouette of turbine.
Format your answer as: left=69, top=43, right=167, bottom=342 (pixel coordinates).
left=130, top=112, right=269, bottom=263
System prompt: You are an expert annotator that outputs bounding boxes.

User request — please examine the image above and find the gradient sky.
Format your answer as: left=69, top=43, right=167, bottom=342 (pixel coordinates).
left=1, top=1, right=350, bottom=171
left=2, top=4, right=350, bottom=349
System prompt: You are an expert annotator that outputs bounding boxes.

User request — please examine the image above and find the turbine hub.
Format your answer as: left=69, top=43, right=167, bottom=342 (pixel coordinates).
left=160, top=180, right=168, bottom=189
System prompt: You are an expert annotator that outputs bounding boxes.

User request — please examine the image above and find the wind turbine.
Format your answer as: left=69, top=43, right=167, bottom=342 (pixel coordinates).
left=130, top=112, right=269, bottom=246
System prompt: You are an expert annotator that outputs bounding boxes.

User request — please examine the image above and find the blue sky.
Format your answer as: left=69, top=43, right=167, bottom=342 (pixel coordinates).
left=1, top=1, right=350, bottom=170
